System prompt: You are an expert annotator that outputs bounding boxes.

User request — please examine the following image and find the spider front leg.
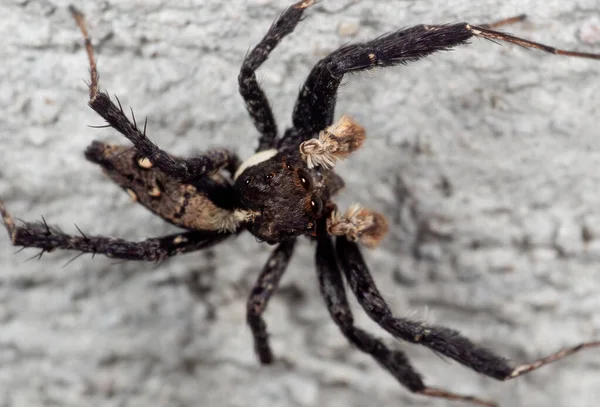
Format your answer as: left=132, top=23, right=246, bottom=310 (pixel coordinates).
left=70, top=7, right=238, bottom=182
left=247, top=239, right=296, bottom=364
left=335, top=237, right=600, bottom=385
left=282, top=15, right=600, bottom=150
left=316, top=235, right=495, bottom=407
left=0, top=200, right=232, bottom=262
left=239, top=0, right=314, bottom=152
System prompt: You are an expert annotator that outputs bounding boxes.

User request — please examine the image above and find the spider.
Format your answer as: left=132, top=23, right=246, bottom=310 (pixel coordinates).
left=1, top=2, right=599, bottom=406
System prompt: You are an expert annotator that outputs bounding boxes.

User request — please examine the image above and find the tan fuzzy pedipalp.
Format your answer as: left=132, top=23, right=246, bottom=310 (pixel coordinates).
left=300, top=115, right=366, bottom=169
left=327, top=204, right=389, bottom=248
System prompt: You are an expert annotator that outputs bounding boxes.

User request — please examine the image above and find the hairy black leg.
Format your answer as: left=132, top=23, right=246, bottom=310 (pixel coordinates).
left=283, top=24, right=473, bottom=150
left=282, top=16, right=600, bottom=151
left=240, top=0, right=314, bottom=152
left=0, top=200, right=232, bottom=262
left=316, top=235, right=496, bottom=407
left=247, top=239, right=296, bottom=364
left=70, top=7, right=239, bottom=182
left=335, top=237, right=600, bottom=382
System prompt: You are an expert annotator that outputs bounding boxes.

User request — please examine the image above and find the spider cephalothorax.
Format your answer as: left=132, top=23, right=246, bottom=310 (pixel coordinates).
left=232, top=114, right=381, bottom=244
left=1, top=2, right=599, bottom=406
left=233, top=150, right=333, bottom=242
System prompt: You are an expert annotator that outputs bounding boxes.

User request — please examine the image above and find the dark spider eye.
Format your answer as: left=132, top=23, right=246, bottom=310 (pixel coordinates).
left=310, top=196, right=323, bottom=215
left=245, top=177, right=252, bottom=185
left=265, top=173, right=274, bottom=181
left=297, top=169, right=313, bottom=190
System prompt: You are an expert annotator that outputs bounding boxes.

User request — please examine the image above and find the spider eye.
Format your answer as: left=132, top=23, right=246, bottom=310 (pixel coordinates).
left=265, top=173, right=274, bottom=181
left=310, top=196, right=323, bottom=215
left=245, top=177, right=252, bottom=185
left=297, top=169, right=313, bottom=190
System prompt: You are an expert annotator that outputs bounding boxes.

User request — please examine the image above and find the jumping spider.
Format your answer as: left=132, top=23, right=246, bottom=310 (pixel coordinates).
left=1, top=2, right=599, bottom=406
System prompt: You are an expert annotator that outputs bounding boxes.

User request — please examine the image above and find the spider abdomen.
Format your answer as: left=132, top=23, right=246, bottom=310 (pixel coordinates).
left=85, top=141, right=239, bottom=232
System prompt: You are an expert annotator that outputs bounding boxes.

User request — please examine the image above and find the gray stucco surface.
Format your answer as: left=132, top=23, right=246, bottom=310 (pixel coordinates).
left=1, top=1, right=600, bottom=406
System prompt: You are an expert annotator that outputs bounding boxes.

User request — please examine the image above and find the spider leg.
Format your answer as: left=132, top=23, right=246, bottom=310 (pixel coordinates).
left=335, top=237, right=600, bottom=381
left=240, top=0, right=315, bottom=152
left=316, top=235, right=495, bottom=407
left=70, top=6, right=239, bottom=182
left=247, top=239, right=296, bottom=364
left=282, top=16, right=599, bottom=151
left=0, top=200, right=232, bottom=262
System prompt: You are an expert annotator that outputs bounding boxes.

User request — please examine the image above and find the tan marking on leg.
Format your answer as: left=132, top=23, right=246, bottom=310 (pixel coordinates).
left=507, top=341, right=600, bottom=379
left=173, top=235, right=188, bottom=245
left=137, top=157, right=153, bottom=169
left=126, top=188, right=138, bottom=202
left=418, top=387, right=496, bottom=407
left=148, top=186, right=162, bottom=197
left=293, top=0, right=314, bottom=10
left=0, top=200, right=17, bottom=244
left=70, top=6, right=99, bottom=101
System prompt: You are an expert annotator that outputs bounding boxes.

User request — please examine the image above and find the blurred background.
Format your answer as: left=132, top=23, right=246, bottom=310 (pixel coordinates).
left=0, top=1, right=599, bottom=406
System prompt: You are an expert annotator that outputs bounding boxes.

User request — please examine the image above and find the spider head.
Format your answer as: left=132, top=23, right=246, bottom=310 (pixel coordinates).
left=233, top=149, right=327, bottom=243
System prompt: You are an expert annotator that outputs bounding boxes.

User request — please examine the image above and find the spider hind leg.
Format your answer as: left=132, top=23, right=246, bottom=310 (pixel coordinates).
left=316, top=235, right=496, bottom=407
left=335, top=236, right=600, bottom=384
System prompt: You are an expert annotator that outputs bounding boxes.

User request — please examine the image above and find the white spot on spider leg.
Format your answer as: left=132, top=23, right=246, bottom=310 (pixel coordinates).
left=148, top=186, right=161, bottom=197
left=466, top=24, right=482, bottom=35
left=173, top=235, right=188, bottom=245
left=137, top=157, right=153, bottom=169
left=234, top=149, right=278, bottom=180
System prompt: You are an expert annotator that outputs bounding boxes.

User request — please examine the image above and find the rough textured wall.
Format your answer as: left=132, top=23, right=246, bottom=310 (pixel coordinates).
left=1, top=1, right=599, bottom=406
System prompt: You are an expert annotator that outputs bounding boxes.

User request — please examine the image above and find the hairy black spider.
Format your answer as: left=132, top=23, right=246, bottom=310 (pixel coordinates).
left=1, top=2, right=599, bottom=406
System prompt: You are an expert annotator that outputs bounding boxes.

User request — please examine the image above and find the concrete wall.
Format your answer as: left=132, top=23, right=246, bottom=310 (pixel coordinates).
left=1, top=1, right=599, bottom=406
